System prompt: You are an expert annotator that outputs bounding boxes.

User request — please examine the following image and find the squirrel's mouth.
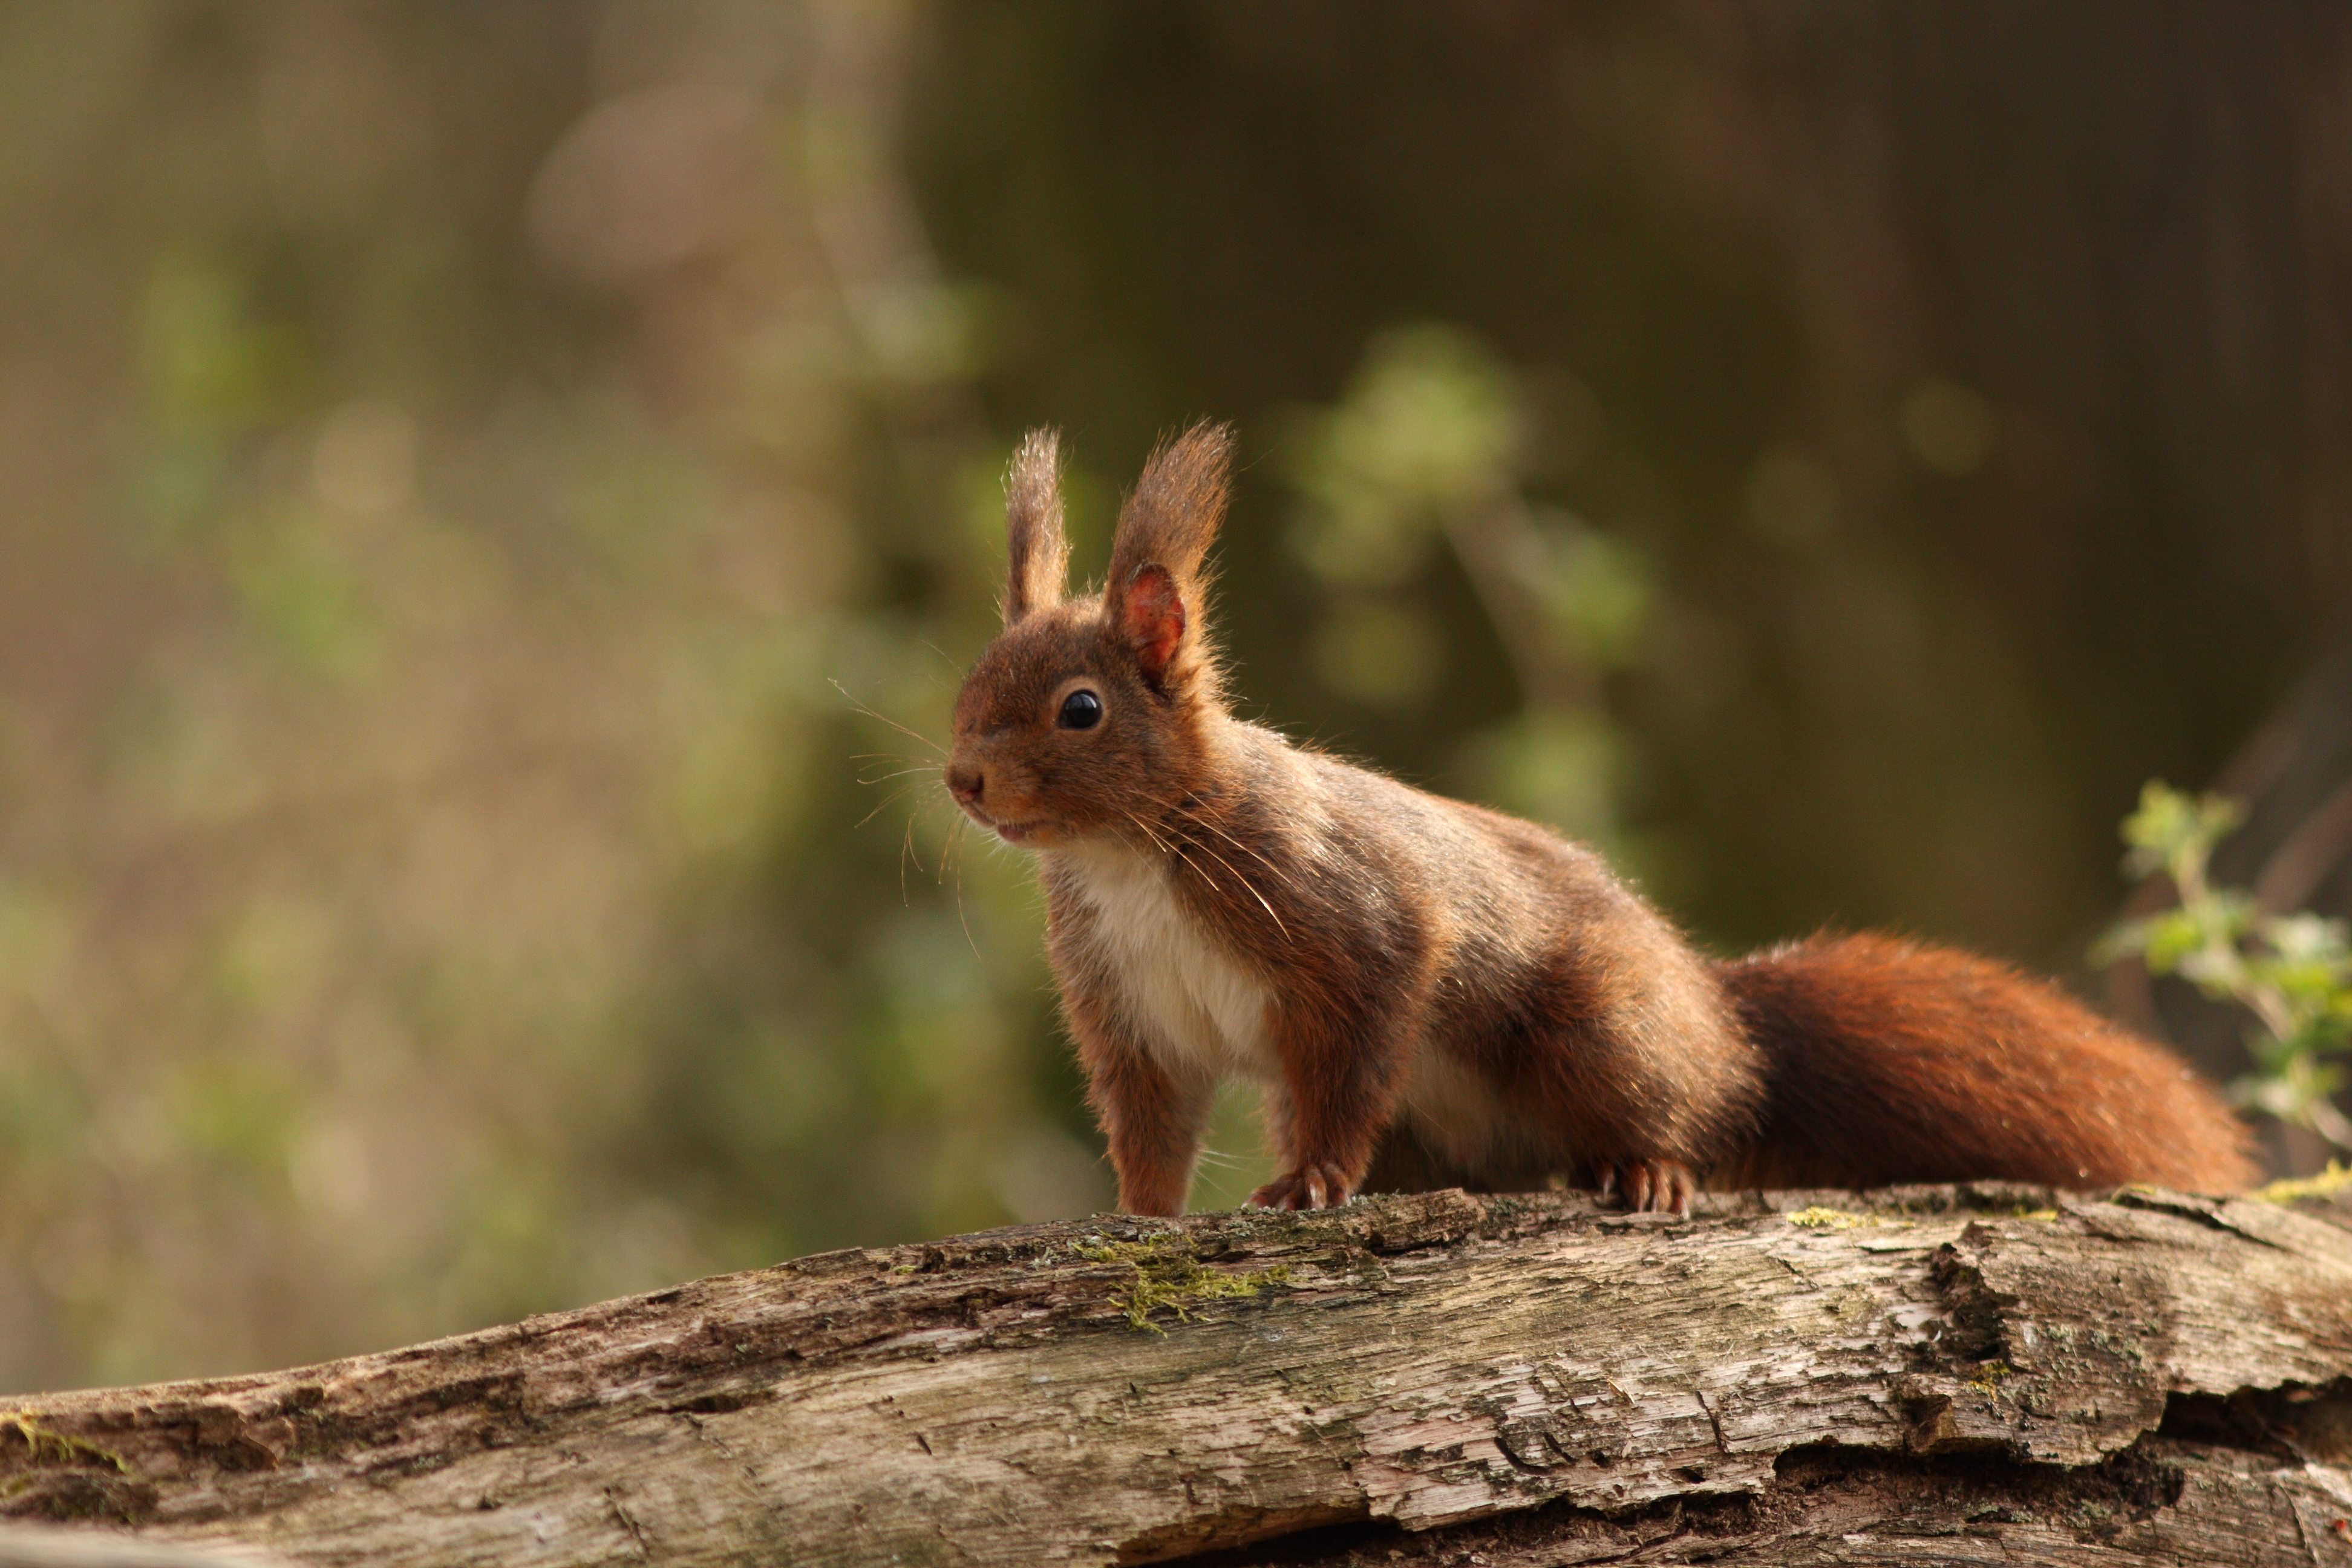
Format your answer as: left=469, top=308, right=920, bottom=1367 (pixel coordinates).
left=961, top=805, right=1045, bottom=844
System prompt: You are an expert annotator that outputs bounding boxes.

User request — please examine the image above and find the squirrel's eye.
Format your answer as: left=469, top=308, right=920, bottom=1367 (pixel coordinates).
left=1057, top=689, right=1103, bottom=730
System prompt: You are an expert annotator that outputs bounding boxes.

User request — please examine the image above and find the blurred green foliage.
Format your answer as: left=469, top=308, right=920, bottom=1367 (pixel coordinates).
left=1287, top=327, right=1650, bottom=848
left=2099, top=784, right=2352, bottom=1146
left=1289, top=326, right=1523, bottom=589
left=0, top=0, right=1103, bottom=1393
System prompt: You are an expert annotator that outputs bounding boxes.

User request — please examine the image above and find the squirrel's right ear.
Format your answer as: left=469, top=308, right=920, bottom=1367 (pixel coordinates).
left=1104, top=422, right=1233, bottom=693
left=1002, top=428, right=1069, bottom=627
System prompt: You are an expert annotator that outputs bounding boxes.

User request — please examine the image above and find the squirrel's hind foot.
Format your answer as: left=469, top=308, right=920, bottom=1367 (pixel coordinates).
left=1596, top=1158, right=1695, bottom=1217
left=1249, top=1163, right=1353, bottom=1211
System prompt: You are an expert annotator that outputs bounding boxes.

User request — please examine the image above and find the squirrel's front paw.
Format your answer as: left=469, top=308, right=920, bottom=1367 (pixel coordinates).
left=1249, top=1163, right=1352, bottom=1211
left=1595, top=1158, right=1696, bottom=1217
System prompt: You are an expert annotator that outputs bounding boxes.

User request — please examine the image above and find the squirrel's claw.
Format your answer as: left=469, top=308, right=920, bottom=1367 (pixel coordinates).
left=1598, top=1159, right=1695, bottom=1217
left=1249, top=1163, right=1352, bottom=1211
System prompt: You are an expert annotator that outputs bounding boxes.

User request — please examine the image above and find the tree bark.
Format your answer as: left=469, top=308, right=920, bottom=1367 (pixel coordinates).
left=3, top=1183, right=2351, bottom=1566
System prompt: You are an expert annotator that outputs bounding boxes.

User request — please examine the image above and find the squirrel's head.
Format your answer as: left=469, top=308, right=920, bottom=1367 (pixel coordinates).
left=946, top=423, right=1233, bottom=849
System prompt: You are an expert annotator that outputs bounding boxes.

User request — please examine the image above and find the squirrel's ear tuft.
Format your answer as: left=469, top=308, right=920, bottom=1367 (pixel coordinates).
left=1105, top=422, right=1232, bottom=691
left=1107, top=422, right=1232, bottom=597
left=1002, top=428, right=1068, bottom=626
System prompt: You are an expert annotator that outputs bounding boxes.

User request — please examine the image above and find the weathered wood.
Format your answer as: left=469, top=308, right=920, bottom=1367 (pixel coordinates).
left=0, top=1527, right=283, bottom=1567
left=3, top=1184, right=2350, bottom=1566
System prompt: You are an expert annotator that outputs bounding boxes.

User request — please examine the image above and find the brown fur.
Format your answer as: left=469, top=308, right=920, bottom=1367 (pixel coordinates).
left=1713, top=933, right=2253, bottom=1191
left=944, top=425, right=2257, bottom=1217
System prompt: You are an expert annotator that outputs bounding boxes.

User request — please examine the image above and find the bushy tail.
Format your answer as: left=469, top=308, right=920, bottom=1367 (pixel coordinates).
left=1711, top=933, right=2257, bottom=1193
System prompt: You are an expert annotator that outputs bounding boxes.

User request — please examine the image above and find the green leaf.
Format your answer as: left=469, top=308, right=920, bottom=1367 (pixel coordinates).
left=2118, top=780, right=2241, bottom=879
left=2103, top=777, right=2350, bottom=1150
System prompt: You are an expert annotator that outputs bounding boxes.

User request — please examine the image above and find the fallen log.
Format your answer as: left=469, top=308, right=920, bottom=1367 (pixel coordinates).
left=3, top=1182, right=2350, bottom=1566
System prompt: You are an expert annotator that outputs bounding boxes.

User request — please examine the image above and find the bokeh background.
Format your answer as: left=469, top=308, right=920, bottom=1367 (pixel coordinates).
left=3, top=1, right=2349, bottom=1393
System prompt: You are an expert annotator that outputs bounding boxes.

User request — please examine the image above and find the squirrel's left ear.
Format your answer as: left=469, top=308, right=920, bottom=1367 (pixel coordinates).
left=1002, top=428, right=1068, bottom=627
left=1106, top=422, right=1232, bottom=693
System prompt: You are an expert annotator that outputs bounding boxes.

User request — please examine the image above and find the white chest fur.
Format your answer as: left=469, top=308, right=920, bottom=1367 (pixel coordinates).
left=1055, top=840, right=1277, bottom=1082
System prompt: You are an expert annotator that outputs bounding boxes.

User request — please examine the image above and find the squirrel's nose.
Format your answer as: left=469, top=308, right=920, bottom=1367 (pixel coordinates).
left=946, top=765, right=984, bottom=806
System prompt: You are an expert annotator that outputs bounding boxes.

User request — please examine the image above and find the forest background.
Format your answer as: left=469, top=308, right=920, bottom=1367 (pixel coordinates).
left=1, top=1, right=2348, bottom=1396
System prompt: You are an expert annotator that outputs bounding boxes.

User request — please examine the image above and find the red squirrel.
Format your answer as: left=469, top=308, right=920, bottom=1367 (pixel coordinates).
left=944, top=424, right=2256, bottom=1215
